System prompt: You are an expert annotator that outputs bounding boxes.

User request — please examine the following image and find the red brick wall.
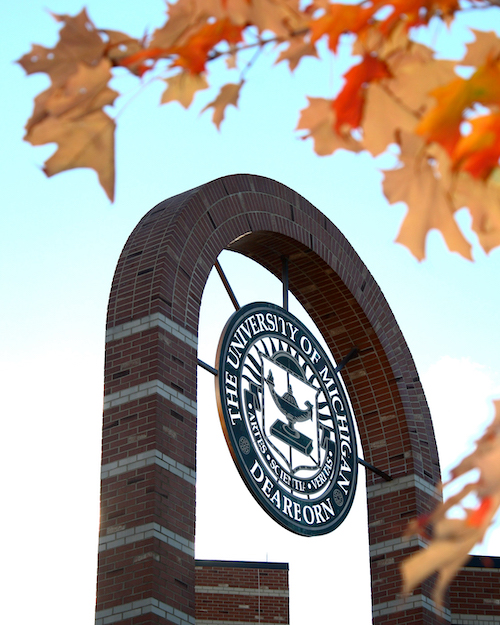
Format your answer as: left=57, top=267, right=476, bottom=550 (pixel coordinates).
left=96, top=174, right=446, bottom=625
left=449, top=555, right=500, bottom=623
left=195, top=560, right=289, bottom=624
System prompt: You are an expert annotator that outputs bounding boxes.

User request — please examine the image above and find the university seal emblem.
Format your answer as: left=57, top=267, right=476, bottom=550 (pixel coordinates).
left=216, top=302, right=358, bottom=536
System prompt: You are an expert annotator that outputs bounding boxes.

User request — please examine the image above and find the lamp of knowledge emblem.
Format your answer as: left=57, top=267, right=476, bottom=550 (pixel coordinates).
left=215, top=302, right=358, bottom=536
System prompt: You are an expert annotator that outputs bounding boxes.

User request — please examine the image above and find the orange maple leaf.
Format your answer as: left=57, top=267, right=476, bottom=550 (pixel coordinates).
left=102, top=30, right=144, bottom=65
left=118, top=47, right=170, bottom=76
left=417, top=59, right=500, bottom=155
left=296, top=97, right=362, bottom=155
left=171, top=18, right=244, bottom=74
left=451, top=112, right=500, bottom=179
left=310, top=4, right=373, bottom=53
left=372, top=0, right=459, bottom=36
left=333, top=55, right=391, bottom=132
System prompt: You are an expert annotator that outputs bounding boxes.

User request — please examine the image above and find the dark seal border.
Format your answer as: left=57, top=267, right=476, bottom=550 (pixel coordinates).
left=215, top=302, right=358, bottom=537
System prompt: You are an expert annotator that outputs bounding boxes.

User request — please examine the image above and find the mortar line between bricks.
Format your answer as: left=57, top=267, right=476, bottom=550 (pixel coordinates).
left=451, top=615, right=500, bottom=624
left=372, top=593, right=451, bottom=619
left=105, top=312, right=198, bottom=348
left=99, top=522, right=195, bottom=556
left=101, top=449, right=196, bottom=484
left=194, top=585, right=289, bottom=597
left=95, top=597, right=195, bottom=625
left=103, top=380, right=197, bottom=414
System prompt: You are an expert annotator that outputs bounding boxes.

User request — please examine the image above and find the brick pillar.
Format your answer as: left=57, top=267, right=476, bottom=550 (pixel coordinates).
left=95, top=174, right=444, bottom=625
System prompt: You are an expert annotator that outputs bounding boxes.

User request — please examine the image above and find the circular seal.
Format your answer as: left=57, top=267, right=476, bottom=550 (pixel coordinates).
left=215, top=302, right=358, bottom=536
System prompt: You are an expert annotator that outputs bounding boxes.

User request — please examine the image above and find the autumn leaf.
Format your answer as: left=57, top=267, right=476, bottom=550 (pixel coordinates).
left=402, top=401, right=500, bottom=606
left=150, top=0, right=214, bottom=49
left=382, top=132, right=472, bottom=260
left=462, top=29, right=500, bottom=68
left=362, top=83, right=417, bottom=155
left=372, top=0, right=459, bottom=36
left=246, top=0, right=307, bottom=37
left=161, top=72, right=209, bottom=108
left=171, top=18, right=244, bottom=74
left=454, top=172, right=500, bottom=253
left=17, top=9, right=104, bottom=85
left=417, top=59, right=500, bottom=155
left=27, top=110, right=115, bottom=201
left=310, top=4, right=372, bottom=53
left=296, top=97, right=361, bottom=156
left=202, top=82, right=243, bottom=128
left=16, top=0, right=500, bottom=261
left=41, top=60, right=118, bottom=119
left=118, top=47, right=171, bottom=76
left=102, top=30, right=144, bottom=65
left=333, top=55, right=390, bottom=132
left=24, top=60, right=118, bottom=201
left=384, top=44, right=457, bottom=115
left=451, top=112, right=500, bottom=180
left=275, top=36, right=318, bottom=72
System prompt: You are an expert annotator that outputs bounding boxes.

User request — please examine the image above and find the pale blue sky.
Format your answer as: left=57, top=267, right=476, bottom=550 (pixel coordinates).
left=1, top=1, right=500, bottom=623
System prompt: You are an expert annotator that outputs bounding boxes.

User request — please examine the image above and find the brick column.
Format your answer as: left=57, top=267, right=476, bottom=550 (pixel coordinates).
left=96, top=174, right=444, bottom=624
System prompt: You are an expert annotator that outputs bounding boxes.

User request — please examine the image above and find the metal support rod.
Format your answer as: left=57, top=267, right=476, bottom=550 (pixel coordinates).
left=358, top=457, right=393, bottom=482
left=215, top=260, right=240, bottom=311
left=282, top=256, right=289, bottom=312
left=334, top=347, right=359, bottom=373
left=197, top=358, right=218, bottom=376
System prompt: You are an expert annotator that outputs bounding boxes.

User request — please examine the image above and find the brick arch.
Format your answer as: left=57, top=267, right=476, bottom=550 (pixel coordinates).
left=97, top=174, right=445, bottom=625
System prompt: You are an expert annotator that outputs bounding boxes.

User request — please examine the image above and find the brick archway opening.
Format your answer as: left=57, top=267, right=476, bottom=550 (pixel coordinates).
left=96, top=174, right=443, bottom=625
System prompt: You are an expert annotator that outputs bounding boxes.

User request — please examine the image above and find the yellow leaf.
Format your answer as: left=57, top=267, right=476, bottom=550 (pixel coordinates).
left=353, top=20, right=409, bottom=58
left=362, top=83, right=417, bottom=155
left=161, top=72, right=209, bottom=109
left=44, top=60, right=118, bottom=119
left=150, top=0, right=213, bottom=49
left=385, top=45, right=457, bottom=114
left=275, top=37, right=318, bottom=72
left=383, top=133, right=472, bottom=260
left=248, top=0, right=306, bottom=37
left=202, top=82, right=242, bottom=129
left=296, top=97, right=361, bottom=156
left=27, top=111, right=115, bottom=201
left=401, top=526, right=483, bottom=601
left=462, top=30, right=500, bottom=68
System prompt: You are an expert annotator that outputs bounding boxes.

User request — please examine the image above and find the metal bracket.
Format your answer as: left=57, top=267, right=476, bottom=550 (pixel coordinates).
left=282, top=256, right=289, bottom=312
left=215, top=260, right=240, bottom=311
left=358, top=457, right=393, bottom=482
left=197, top=359, right=218, bottom=376
left=335, top=347, right=359, bottom=373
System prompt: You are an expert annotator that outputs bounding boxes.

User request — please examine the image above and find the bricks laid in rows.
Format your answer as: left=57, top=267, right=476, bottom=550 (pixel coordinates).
left=96, top=174, right=466, bottom=625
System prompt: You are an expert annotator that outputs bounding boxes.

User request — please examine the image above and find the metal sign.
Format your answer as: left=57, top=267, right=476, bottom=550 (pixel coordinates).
left=216, top=302, right=358, bottom=536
